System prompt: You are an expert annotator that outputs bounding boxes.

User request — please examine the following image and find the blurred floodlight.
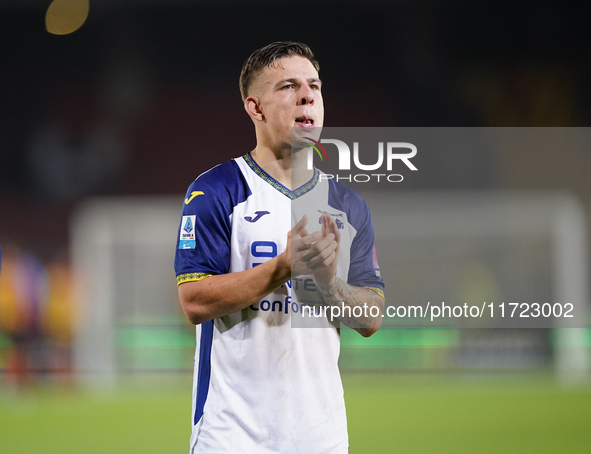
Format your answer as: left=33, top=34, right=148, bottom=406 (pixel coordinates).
left=46, top=0, right=89, bottom=35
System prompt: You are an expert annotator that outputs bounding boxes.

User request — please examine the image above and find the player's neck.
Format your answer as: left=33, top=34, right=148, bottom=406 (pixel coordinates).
left=251, top=146, right=313, bottom=190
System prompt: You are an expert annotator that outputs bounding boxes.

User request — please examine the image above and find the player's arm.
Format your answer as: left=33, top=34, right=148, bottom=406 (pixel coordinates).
left=179, top=216, right=337, bottom=325
left=178, top=256, right=290, bottom=325
left=313, top=213, right=384, bottom=337
left=315, top=278, right=384, bottom=337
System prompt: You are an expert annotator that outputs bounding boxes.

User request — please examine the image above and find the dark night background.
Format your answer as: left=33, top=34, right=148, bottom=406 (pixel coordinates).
left=1, top=4, right=591, bottom=452
left=1, top=1, right=590, bottom=258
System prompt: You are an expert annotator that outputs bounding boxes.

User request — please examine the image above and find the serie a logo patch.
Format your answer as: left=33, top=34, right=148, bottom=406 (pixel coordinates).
left=179, top=215, right=196, bottom=249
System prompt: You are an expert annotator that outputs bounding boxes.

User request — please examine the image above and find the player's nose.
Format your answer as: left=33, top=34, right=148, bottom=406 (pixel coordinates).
left=298, top=86, right=315, bottom=106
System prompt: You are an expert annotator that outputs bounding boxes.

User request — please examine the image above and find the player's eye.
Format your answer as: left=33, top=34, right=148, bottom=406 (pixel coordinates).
left=310, top=84, right=319, bottom=90
left=281, top=84, right=295, bottom=90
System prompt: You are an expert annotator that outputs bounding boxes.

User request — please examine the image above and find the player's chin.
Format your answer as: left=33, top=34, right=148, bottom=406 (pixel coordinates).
left=289, top=138, right=309, bottom=152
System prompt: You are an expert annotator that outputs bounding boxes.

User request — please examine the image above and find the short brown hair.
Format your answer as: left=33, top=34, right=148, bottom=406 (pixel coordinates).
left=239, top=41, right=319, bottom=101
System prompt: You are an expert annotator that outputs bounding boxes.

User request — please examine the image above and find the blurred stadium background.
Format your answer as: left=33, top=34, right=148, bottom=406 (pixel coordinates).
left=1, top=1, right=591, bottom=452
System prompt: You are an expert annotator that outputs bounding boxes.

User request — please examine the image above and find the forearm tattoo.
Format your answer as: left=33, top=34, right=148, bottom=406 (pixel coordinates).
left=316, top=277, right=384, bottom=334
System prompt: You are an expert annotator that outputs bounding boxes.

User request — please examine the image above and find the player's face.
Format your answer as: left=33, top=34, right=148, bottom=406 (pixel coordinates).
left=255, top=55, right=324, bottom=151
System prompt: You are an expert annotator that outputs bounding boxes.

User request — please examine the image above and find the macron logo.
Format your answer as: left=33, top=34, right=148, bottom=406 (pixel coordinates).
left=245, top=211, right=270, bottom=223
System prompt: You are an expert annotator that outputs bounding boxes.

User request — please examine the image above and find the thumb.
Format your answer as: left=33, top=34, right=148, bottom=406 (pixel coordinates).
left=292, top=215, right=308, bottom=236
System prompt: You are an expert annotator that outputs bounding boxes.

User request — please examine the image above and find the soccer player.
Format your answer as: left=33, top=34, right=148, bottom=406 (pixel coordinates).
left=175, top=41, right=385, bottom=453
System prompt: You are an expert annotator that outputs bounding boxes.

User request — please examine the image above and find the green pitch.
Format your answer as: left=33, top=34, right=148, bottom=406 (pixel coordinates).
left=345, top=374, right=591, bottom=453
left=1, top=373, right=590, bottom=453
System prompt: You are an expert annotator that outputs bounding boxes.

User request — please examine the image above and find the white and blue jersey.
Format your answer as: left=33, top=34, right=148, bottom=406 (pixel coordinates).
left=175, top=153, right=384, bottom=454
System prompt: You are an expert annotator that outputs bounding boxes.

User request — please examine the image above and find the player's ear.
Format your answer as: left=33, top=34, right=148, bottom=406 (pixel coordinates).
left=244, top=96, right=264, bottom=122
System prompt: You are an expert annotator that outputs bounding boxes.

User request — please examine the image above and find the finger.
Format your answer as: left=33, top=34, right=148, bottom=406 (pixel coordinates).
left=323, top=215, right=341, bottom=247
left=292, top=215, right=308, bottom=236
left=317, top=239, right=338, bottom=262
left=298, top=231, right=323, bottom=249
left=299, top=233, right=334, bottom=261
left=311, top=232, right=335, bottom=252
left=321, top=250, right=337, bottom=268
left=325, top=214, right=337, bottom=233
left=322, top=213, right=331, bottom=236
left=331, top=220, right=341, bottom=248
left=301, top=234, right=337, bottom=264
left=308, top=247, right=337, bottom=273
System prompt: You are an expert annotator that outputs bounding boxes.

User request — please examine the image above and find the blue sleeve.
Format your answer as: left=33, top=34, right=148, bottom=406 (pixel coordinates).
left=174, top=179, right=231, bottom=285
left=327, top=180, right=385, bottom=296
left=347, top=202, right=385, bottom=297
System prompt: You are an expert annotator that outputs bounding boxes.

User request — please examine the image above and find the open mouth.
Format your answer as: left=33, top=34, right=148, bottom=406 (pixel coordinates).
left=295, top=116, right=315, bottom=128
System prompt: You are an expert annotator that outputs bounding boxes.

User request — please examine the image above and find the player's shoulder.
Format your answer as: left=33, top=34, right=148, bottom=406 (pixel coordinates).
left=193, top=158, right=242, bottom=191
left=186, top=157, right=251, bottom=208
